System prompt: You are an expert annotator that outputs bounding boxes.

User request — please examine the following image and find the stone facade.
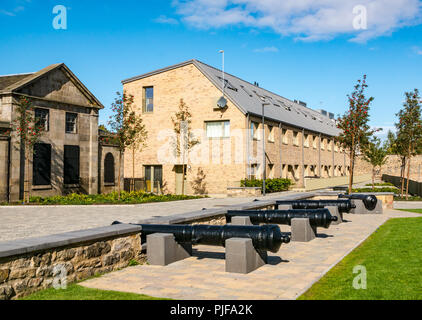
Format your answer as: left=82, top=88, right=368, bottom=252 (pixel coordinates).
left=0, top=64, right=121, bottom=202
left=123, top=61, right=350, bottom=196
left=0, top=231, right=141, bottom=300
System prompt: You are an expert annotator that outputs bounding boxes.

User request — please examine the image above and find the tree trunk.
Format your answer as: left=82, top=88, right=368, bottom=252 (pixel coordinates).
left=131, top=148, right=135, bottom=192
left=181, top=147, right=186, bottom=196
left=118, top=151, right=122, bottom=200
left=406, top=156, right=411, bottom=200
left=372, top=166, right=375, bottom=189
left=24, top=147, right=30, bottom=204
left=400, top=157, right=406, bottom=198
left=348, top=136, right=355, bottom=195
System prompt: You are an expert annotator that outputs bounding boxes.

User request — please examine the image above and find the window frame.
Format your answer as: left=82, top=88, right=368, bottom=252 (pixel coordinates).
left=35, top=108, right=49, bottom=132
left=65, top=112, right=78, bottom=134
left=205, top=120, right=230, bottom=139
left=142, top=86, right=154, bottom=113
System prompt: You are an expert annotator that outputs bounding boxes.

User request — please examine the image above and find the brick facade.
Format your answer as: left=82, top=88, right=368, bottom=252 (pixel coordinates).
left=123, top=61, right=350, bottom=195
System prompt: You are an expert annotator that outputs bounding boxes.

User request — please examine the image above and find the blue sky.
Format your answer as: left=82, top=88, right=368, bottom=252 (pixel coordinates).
left=1, top=0, right=421, bottom=139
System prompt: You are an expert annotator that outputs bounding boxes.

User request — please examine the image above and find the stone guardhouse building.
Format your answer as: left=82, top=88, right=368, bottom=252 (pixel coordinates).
left=122, top=59, right=350, bottom=196
left=0, top=63, right=120, bottom=202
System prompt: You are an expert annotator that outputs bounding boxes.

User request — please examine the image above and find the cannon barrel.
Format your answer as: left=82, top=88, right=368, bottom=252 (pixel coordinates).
left=275, top=199, right=356, bottom=213
left=112, top=222, right=290, bottom=253
left=226, top=209, right=338, bottom=229
left=338, top=194, right=378, bottom=211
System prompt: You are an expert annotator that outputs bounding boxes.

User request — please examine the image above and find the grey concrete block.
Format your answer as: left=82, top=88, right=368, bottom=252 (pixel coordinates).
left=373, top=201, right=384, bottom=214
left=147, top=233, right=192, bottom=266
left=225, top=238, right=267, bottom=274
left=349, top=199, right=382, bottom=214
left=291, top=218, right=316, bottom=242
left=230, top=216, right=253, bottom=226
left=326, top=206, right=342, bottom=225
left=349, top=199, right=367, bottom=214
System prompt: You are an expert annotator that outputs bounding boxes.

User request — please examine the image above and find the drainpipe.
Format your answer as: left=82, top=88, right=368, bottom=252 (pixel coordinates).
left=301, top=128, right=305, bottom=187
left=246, top=114, right=250, bottom=180
left=318, top=133, right=322, bottom=178
left=279, top=123, right=282, bottom=178
left=7, top=136, right=11, bottom=203
left=332, top=139, right=335, bottom=177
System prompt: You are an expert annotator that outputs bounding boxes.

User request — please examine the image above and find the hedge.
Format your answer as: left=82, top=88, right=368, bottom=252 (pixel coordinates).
left=240, top=178, right=292, bottom=193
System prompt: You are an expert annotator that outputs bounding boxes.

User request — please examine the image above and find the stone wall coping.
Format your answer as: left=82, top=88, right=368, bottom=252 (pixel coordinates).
left=0, top=224, right=141, bottom=259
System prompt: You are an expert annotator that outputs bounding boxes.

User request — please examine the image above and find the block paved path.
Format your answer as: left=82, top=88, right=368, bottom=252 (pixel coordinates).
left=0, top=192, right=298, bottom=242
left=81, top=209, right=421, bottom=300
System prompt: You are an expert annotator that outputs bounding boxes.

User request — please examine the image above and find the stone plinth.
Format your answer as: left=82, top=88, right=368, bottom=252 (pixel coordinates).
left=146, top=233, right=192, bottom=266
left=225, top=238, right=267, bottom=274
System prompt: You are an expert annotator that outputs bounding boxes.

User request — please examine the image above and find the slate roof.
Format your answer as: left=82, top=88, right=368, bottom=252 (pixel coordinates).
left=0, top=73, right=33, bottom=91
left=122, top=59, right=340, bottom=137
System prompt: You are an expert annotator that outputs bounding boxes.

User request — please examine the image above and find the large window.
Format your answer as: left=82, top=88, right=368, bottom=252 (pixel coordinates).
left=64, top=145, right=80, bottom=185
left=33, top=143, right=51, bottom=186
left=104, top=153, right=115, bottom=184
left=143, top=87, right=154, bottom=113
left=35, top=108, right=49, bottom=131
left=206, top=121, right=230, bottom=138
left=65, top=113, right=78, bottom=134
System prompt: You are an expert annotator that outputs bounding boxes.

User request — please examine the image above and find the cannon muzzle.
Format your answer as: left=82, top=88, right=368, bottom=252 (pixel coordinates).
left=338, top=194, right=377, bottom=211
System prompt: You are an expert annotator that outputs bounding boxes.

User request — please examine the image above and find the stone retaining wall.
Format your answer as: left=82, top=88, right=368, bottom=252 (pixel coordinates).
left=0, top=224, right=141, bottom=300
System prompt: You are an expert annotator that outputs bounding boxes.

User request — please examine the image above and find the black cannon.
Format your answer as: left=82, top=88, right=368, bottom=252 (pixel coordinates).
left=338, top=194, right=378, bottom=211
left=275, top=199, right=356, bottom=213
left=226, top=209, right=338, bottom=229
left=112, top=221, right=290, bottom=253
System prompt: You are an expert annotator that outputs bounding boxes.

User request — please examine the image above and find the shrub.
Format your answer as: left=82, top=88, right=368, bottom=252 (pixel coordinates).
left=352, top=187, right=400, bottom=194
left=240, top=178, right=292, bottom=193
left=365, top=182, right=394, bottom=187
left=27, top=191, right=205, bottom=206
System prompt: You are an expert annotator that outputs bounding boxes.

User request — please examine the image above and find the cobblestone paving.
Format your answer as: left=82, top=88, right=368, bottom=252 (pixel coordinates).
left=81, top=209, right=421, bottom=300
left=0, top=192, right=297, bottom=242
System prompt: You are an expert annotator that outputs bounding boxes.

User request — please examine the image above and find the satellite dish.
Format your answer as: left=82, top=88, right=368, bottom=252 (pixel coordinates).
left=217, top=96, right=227, bottom=109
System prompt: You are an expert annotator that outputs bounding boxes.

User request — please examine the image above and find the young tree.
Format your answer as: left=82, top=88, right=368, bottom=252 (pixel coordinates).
left=362, top=137, right=388, bottom=189
left=385, top=130, right=408, bottom=197
left=336, top=75, right=378, bottom=194
left=171, top=99, right=200, bottom=195
left=12, top=97, right=45, bottom=203
left=108, top=92, right=147, bottom=199
left=127, top=112, right=148, bottom=192
left=395, top=89, right=422, bottom=199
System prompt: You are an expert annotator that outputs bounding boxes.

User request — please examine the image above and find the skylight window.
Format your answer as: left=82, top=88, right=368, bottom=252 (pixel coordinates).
left=218, top=77, right=237, bottom=92
left=240, top=85, right=253, bottom=97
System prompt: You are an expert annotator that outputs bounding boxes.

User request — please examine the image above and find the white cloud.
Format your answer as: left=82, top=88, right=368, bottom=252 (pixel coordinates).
left=254, top=46, right=279, bottom=53
left=154, top=15, right=179, bottom=25
left=172, top=0, right=422, bottom=42
left=0, top=9, right=16, bottom=16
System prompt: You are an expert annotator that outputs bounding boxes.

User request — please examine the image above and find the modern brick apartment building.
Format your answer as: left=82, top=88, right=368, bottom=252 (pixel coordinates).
left=0, top=63, right=120, bottom=202
left=122, top=59, right=350, bottom=196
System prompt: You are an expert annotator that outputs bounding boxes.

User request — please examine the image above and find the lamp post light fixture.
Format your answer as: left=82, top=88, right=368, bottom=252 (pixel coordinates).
left=262, top=101, right=270, bottom=196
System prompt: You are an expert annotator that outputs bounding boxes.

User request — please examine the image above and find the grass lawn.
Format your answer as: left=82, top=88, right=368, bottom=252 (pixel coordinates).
left=20, top=284, right=167, bottom=300
left=398, top=209, right=422, bottom=214
left=299, top=217, right=422, bottom=300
